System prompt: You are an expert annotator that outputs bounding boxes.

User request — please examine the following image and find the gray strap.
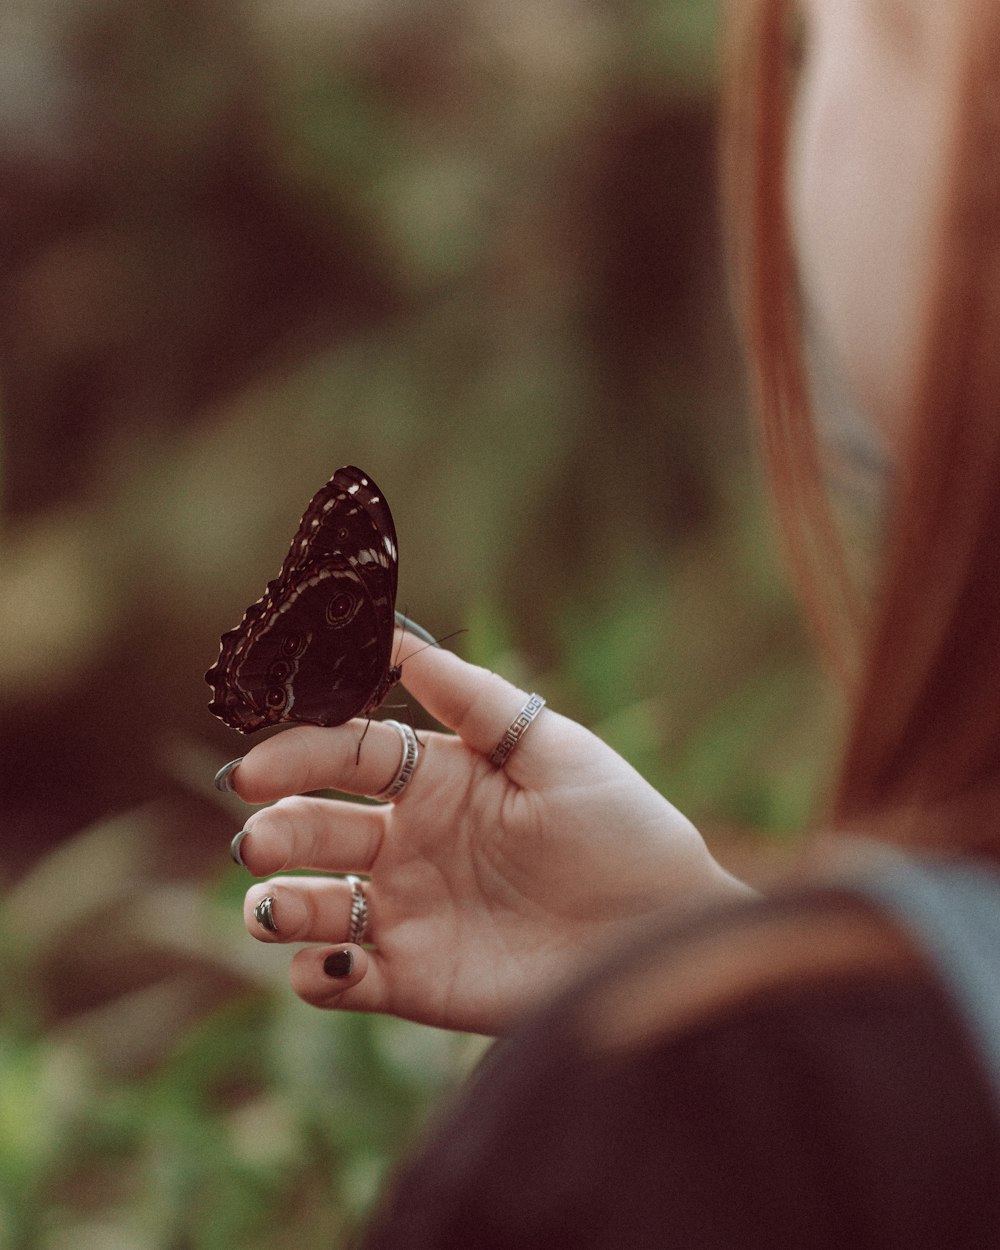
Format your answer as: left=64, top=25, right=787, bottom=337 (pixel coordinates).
left=850, top=852, right=1000, bottom=1095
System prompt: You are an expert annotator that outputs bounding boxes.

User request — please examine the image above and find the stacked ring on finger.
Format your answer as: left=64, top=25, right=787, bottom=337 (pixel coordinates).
left=371, top=719, right=420, bottom=800
left=345, top=874, right=369, bottom=944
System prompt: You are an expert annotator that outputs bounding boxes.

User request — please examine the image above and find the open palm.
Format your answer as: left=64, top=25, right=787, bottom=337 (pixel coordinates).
left=225, top=636, right=749, bottom=1035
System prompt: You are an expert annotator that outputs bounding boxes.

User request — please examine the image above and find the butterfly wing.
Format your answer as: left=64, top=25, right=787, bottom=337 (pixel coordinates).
left=289, top=465, right=398, bottom=597
left=206, top=466, right=400, bottom=733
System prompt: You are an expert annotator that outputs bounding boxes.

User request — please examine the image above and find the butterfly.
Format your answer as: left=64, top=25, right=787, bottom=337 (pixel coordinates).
left=205, top=465, right=401, bottom=734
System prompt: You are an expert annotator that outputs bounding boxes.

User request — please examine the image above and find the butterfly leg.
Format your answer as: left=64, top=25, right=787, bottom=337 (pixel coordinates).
left=354, top=716, right=372, bottom=766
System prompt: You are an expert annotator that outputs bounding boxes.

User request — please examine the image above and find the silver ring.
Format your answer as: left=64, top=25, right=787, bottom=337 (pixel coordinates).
left=345, top=875, right=368, bottom=945
left=489, top=693, right=546, bottom=768
left=371, top=719, right=420, bottom=800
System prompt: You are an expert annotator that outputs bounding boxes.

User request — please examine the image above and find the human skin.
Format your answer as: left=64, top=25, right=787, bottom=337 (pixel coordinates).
left=226, top=1, right=971, bottom=1036
left=228, top=632, right=750, bottom=1035
left=788, top=0, right=968, bottom=448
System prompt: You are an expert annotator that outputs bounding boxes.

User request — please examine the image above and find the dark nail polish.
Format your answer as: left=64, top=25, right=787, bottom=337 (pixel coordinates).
left=254, top=895, right=278, bottom=934
left=214, top=758, right=244, bottom=793
left=230, top=828, right=251, bottom=868
left=324, top=949, right=353, bottom=978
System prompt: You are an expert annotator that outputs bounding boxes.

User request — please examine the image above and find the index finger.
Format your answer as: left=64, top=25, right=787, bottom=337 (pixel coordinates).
left=226, top=717, right=416, bottom=805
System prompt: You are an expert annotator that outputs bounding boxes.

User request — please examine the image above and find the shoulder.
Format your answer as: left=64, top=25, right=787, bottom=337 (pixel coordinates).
left=365, top=888, right=1000, bottom=1249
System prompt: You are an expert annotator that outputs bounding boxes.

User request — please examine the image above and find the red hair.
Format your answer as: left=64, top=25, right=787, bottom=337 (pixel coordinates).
left=721, top=1, right=1000, bottom=853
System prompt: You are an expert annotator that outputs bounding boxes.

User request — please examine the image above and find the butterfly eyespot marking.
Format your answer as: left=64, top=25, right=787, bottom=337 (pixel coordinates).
left=280, top=632, right=307, bottom=658
left=268, top=659, right=293, bottom=683
left=325, top=591, right=356, bottom=625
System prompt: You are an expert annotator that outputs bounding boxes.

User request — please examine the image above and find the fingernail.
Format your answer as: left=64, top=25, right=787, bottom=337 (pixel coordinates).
left=214, top=758, right=244, bottom=792
left=230, top=828, right=251, bottom=869
left=394, top=612, right=439, bottom=648
left=324, top=949, right=354, bottom=978
left=254, top=895, right=278, bottom=934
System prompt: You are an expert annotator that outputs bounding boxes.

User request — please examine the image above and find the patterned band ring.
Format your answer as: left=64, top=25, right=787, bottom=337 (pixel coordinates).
left=345, top=875, right=369, bottom=945
left=489, top=693, right=547, bottom=768
left=372, top=720, right=420, bottom=800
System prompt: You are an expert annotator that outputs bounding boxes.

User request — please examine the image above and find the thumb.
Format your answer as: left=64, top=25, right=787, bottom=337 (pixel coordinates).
left=394, top=629, right=537, bottom=759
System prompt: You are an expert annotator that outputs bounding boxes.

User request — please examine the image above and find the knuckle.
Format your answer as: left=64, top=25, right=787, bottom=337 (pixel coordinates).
left=246, top=792, right=350, bottom=876
left=269, top=794, right=315, bottom=826
left=300, top=887, right=332, bottom=936
left=262, top=794, right=331, bottom=866
left=482, top=669, right=523, bottom=710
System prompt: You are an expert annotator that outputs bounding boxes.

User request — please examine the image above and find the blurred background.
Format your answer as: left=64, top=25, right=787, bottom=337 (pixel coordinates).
left=0, top=0, right=836, bottom=1245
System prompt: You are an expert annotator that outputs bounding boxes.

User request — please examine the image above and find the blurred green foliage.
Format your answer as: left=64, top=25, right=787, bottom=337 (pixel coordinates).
left=0, top=0, right=836, bottom=1243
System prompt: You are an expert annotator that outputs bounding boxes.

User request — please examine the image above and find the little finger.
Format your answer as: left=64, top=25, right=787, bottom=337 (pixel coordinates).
left=290, top=944, right=393, bottom=1014
left=223, top=718, right=423, bottom=805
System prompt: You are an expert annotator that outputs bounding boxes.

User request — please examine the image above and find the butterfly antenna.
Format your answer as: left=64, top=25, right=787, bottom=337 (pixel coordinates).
left=397, top=628, right=467, bottom=667
left=394, top=608, right=466, bottom=664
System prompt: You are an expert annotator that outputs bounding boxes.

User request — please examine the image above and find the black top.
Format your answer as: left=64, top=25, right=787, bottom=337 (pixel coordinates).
left=362, top=891, right=1000, bottom=1249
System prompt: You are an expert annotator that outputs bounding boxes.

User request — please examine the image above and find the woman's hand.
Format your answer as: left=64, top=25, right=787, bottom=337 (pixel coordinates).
left=221, top=633, right=751, bottom=1036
